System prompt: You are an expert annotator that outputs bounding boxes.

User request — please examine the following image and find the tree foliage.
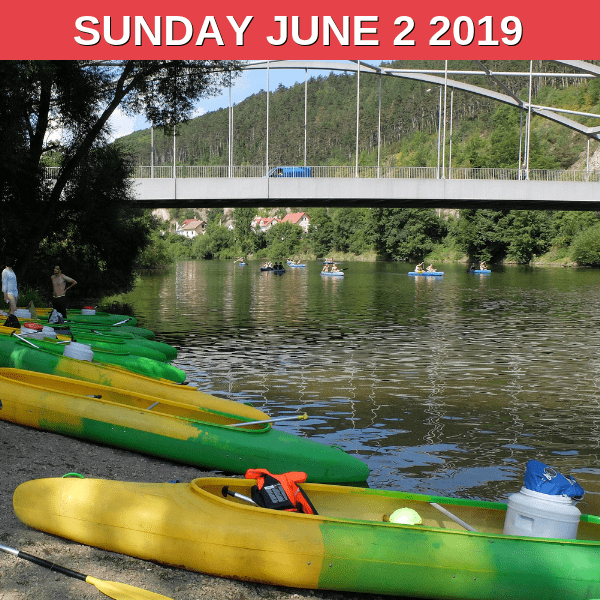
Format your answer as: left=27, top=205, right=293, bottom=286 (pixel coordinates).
left=371, top=208, right=446, bottom=261
left=0, top=60, right=241, bottom=291
left=571, top=224, right=600, bottom=266
left=449, top=209, right=508, bottom=262
left=26, top=145, right=157, bottom=296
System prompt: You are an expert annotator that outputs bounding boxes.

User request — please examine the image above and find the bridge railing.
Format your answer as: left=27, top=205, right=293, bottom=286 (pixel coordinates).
left=43, top=165, right=600, bottom=183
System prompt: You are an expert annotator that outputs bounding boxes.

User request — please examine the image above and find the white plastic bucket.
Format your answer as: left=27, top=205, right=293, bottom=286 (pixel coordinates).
left=81, top=308, right=96, bottom=316
left=41, top=326, right=57, bottom=338
left=503, top=486, right=581, bottom=539
left=63, top=342, right=94, bottom=362
left=20, top=323, right=44, bottom=339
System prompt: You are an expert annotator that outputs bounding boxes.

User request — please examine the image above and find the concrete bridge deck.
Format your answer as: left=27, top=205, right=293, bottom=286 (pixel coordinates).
left=130, top=176, right=600, bottom=210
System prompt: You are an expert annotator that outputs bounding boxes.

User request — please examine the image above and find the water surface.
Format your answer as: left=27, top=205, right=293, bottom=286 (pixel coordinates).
left=105, top=260, right=600, bottom=513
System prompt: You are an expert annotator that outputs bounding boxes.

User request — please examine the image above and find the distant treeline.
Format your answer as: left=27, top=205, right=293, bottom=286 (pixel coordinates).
left=138, top=207, right=600, bottom=268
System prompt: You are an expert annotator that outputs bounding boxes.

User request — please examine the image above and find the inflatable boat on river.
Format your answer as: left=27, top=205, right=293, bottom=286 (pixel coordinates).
left=13, top=475, right=600, bottom=599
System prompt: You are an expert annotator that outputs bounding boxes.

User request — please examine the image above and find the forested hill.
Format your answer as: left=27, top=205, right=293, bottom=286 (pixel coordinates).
left=117, top=60, right=600, bottom=171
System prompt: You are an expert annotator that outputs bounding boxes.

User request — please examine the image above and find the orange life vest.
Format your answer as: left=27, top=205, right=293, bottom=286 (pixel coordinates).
left=245, top=468, right=318, bottom=515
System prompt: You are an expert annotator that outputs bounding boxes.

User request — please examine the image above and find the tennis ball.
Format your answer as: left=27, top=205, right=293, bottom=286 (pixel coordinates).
left=389, top=507, right=422, bottom=525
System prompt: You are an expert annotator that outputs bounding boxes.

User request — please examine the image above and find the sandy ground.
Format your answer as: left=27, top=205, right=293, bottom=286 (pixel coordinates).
left=1, top=419, right=396, bottom=600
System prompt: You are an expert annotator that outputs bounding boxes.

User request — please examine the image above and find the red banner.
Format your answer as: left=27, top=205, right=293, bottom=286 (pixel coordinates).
left=2, top=0, right=598, bottom=59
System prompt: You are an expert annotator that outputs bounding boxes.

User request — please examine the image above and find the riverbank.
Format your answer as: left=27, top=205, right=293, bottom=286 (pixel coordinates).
left=1, top=419, right=389, bottom=600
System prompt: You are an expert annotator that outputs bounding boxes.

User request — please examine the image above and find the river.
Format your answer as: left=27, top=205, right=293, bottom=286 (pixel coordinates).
left=104, top=260, right=600, bottom=514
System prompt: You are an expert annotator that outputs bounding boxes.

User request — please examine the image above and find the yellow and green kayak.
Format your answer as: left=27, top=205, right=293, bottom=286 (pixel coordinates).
left=31, top=307, right=138, bottom=326
left=48, top=321, right=156, bottom=340
left=0, top=334, right=185, bottom=383
left=13, top=475, right=600, bottom=599
left=0, top=340, right=265, bottom=419
left=0, top=369, right=368, bottom=482
left=3, top=321, right=170, bottom=359
left=70, top=329, right=177, bottom=360
left=2, top=326, right=170, bottom=362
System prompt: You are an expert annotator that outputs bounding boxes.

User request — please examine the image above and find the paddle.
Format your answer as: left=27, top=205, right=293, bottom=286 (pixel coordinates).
left=228, top=413, right=308, bottom=428
left=384, top=502, right=477, bottom=532
left=429, top=503, right=478, bottom=532
left=112, top=318, right=133, bottom=326
left=11, top=332, right=40, bottom=348
left=222, top=486, right=257, bottom=505
left=0, top=543, right=173, bottom=600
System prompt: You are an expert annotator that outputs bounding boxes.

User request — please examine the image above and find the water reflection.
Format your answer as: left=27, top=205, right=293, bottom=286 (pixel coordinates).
left=105, top=261, right=600, bottom=504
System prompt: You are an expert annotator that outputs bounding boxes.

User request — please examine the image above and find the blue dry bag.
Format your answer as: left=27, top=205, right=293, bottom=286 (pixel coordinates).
left=523, top=459, right=584, bottom=500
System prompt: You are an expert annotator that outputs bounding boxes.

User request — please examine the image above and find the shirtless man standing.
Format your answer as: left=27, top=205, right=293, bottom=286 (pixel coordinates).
left=51, top=265, right=77, bottom=318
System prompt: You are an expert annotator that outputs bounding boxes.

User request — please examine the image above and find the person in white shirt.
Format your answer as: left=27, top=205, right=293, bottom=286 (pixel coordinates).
left=2, top=256, right=18, bottom=315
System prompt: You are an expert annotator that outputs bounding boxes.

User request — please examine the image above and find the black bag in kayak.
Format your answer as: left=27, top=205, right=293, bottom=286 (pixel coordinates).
left=3, top=314, right=20, bottom=328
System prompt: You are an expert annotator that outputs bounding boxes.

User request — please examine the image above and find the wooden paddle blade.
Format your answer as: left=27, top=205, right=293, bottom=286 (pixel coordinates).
left=86, top=576, right=174, bottom=600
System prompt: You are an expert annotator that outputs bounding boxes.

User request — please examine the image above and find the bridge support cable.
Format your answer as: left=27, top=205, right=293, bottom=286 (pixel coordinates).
left=442, top=60, right=448, bottom=179
left=266, top=61, right=270, bottom=172
left=228, top=72, right=233, bottom=177
left=355, top=60, right=360, bottom=178
left=377, top=72, right=381, bottom=178
left=304, top=68, right=308, bottom=168
left=448, top=90, right=454, bottom=180
left=525, top=60, right=533, bottom=180
left=436, top=88, right=442, bottom=179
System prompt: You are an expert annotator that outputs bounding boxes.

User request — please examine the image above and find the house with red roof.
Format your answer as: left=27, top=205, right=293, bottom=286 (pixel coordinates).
left=175, top=218, right=206, bottom=238
left=281, top=212, right=311, bottom=233
left=252, top=216, right=279, bottom=233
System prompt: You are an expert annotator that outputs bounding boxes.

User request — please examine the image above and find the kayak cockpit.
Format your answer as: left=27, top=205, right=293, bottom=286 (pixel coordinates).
left=194, top=478, right=600, bottom=542
left=191, top=478, right=511, bottom=534
left=0, top=368, right=270, bottom=431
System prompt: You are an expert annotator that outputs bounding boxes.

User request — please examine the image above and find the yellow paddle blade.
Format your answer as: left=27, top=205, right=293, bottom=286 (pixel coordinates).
left=86, top=576, right=174, bottom=600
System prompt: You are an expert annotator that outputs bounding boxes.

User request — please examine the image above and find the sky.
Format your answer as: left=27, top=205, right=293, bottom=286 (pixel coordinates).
left=107, top=60, right=385, bottom=141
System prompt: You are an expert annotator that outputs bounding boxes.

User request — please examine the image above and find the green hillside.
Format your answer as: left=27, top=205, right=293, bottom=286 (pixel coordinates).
left=117, top=60, right=600, bottom=172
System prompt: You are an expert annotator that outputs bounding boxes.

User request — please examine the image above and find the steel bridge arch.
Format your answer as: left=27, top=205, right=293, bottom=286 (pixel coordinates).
left=241, top=60, right=600, bottom=141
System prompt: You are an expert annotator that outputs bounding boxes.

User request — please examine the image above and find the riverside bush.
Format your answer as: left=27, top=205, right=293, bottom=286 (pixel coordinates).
left=571, top=224, right=600, bottom=266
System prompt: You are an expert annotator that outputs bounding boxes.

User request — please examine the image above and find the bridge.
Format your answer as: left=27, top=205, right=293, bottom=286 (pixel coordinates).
left=128, top=165, right=600, bottom=210
left=49, top=60, right=600, bottom=210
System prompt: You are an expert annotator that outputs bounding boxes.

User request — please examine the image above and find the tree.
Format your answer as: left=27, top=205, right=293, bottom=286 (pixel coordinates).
left=331, top=207, right=374, bottom=254
left=371, top=208, right=445, bottom=261
left=449, top=209, right=508, bottom=262
left=571, top=223, right=600, bottom=266
left=233, top=207, right=257, bottom=255
left=193, top=221, right=234, bottom=259
left=551, top=211, right=600, bottom=248
left=308, top=207, right=334, bottom=256
left=265, top=221, right=304, bottom=257
left=25, top=145, right=157, bottom=296
left=501, top=210, right=552, bottom=263
left=0, top=60, right=241, bottom=281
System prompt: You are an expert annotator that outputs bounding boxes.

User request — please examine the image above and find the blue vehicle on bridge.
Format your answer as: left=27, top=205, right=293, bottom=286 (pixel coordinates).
left=266, top=166, right=312, bottom=178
